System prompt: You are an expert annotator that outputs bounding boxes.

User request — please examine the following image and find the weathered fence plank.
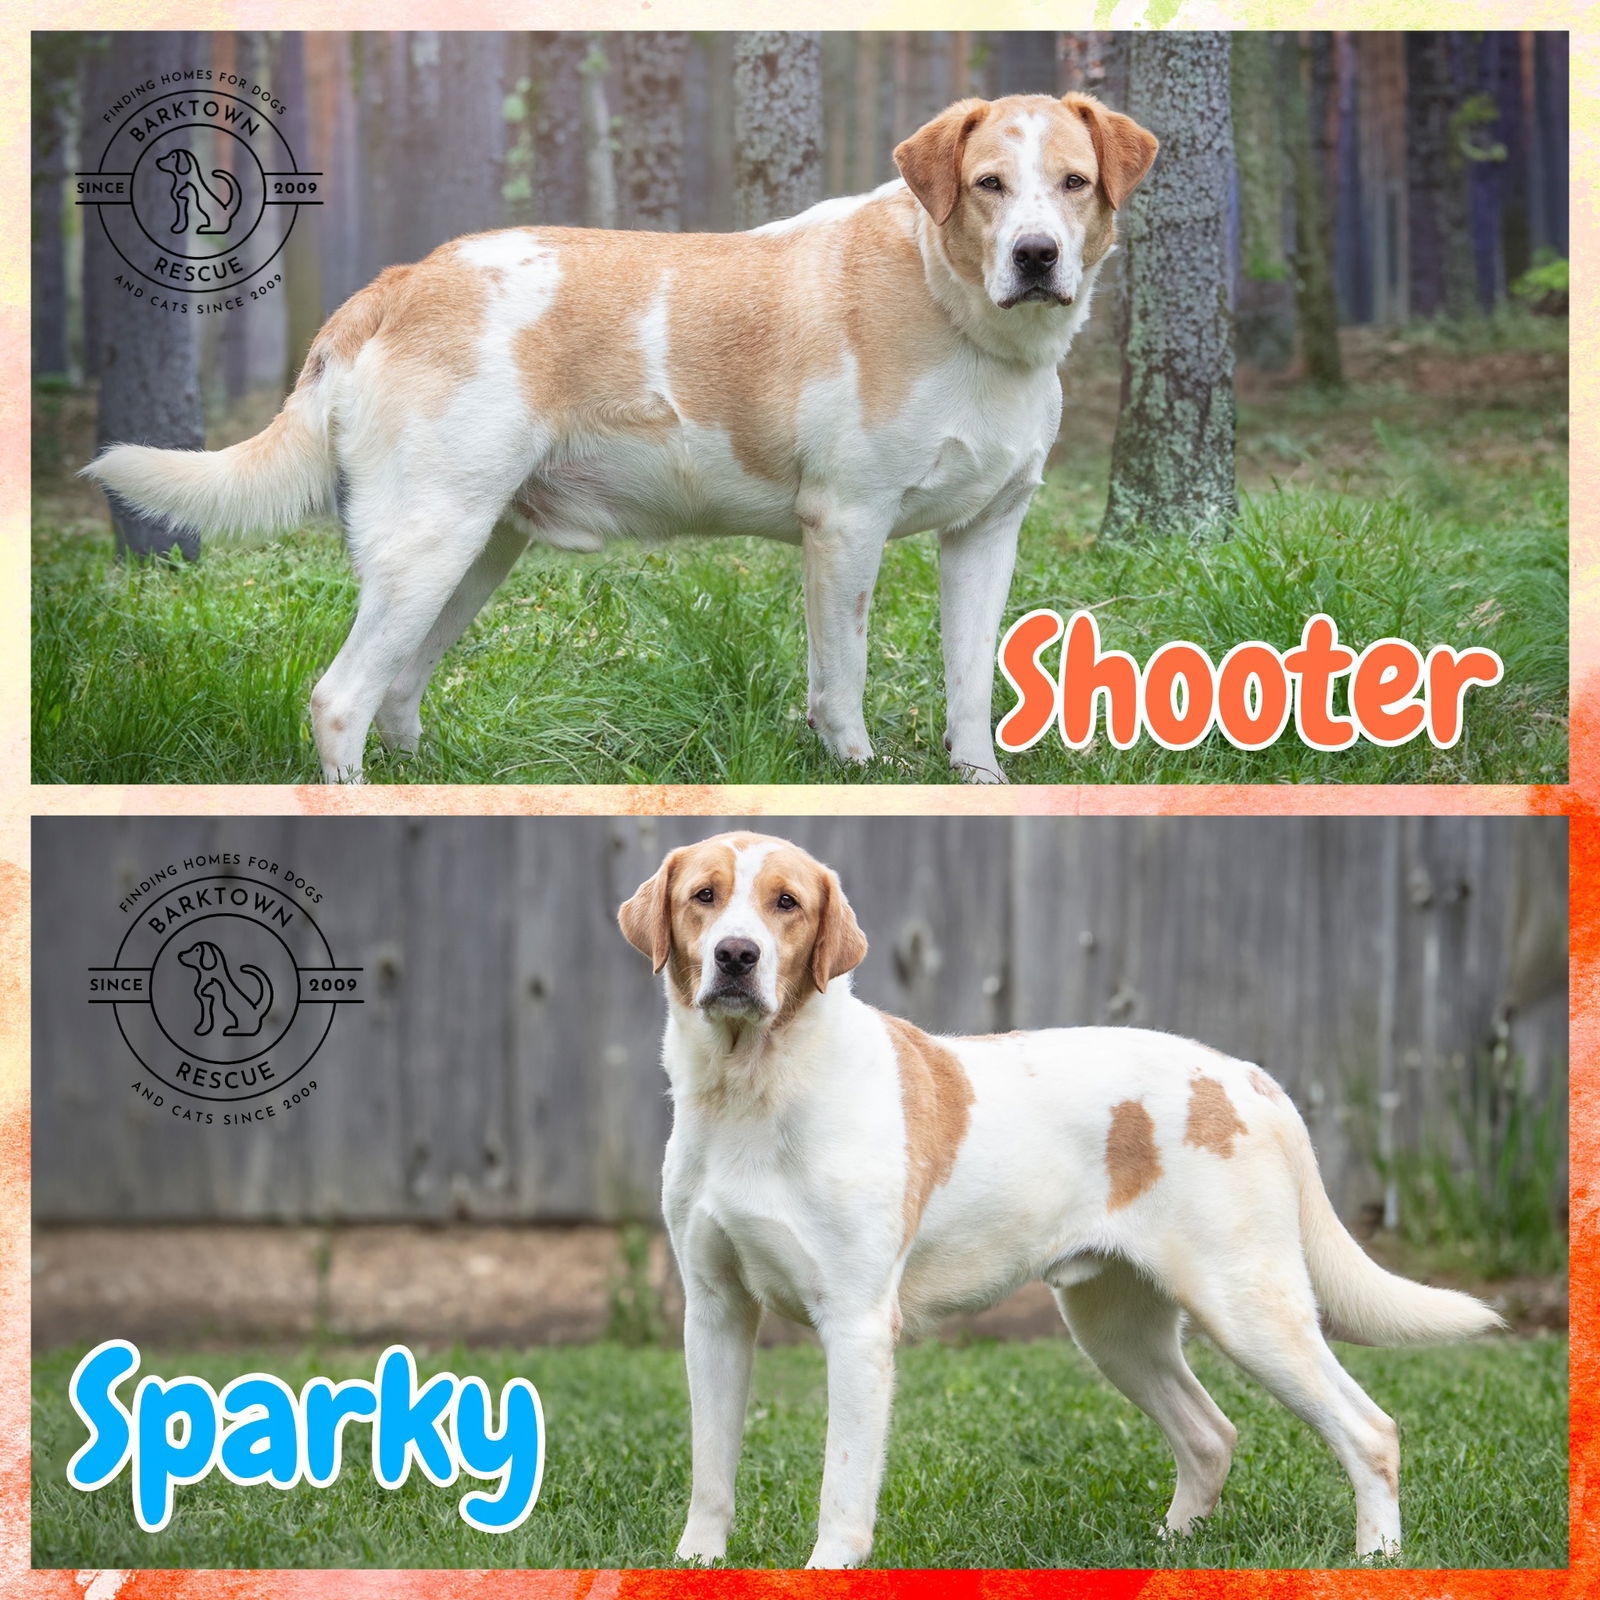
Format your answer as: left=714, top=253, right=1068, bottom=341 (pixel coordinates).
left=33, top=816, right=1567, bottom=1223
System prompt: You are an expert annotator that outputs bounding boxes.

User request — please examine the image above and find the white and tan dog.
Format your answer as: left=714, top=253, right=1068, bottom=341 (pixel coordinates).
left=84, top=94, right=1158, bottom=783
left=619, top=833, right=1501, bottom=1568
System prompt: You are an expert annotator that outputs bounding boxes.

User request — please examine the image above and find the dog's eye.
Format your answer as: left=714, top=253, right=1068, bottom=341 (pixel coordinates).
left=1062, top=174, right=1088, bottom=192
left=694, top=887, right=715, bottom=904
left=776, top=893, right=798, bottom=911
left=976, top=174, right=1003, bottom=193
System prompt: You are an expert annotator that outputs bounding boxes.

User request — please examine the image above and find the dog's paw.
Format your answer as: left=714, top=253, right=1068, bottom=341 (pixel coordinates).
left=951, top=758, right=1008, bottom=784
left=806, top=1539, right=869, bottom=1569
left=675, top=1540, right=726, bottom=1566
left=675, top=1521, right=728, bottom=1565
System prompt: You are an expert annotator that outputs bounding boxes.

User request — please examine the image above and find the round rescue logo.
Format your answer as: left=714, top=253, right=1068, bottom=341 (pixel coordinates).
left=77, top=79, right=321, bottom=297
left=88, top=870, right=360, bottom=1117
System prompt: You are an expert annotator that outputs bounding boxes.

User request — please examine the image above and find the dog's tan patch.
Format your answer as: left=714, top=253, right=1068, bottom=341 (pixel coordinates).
left=1105, top=1099, right=1162, bottom=1209
left=510, top=237, right=677, bottom=440
left=882, top=1012, right=974, bottom=1245
left=363, top=254, right=490, bottom=414
left=1248, top=1067, right=1289, bottom=1104
left=1184, top=1075, right=1248, bottom=1158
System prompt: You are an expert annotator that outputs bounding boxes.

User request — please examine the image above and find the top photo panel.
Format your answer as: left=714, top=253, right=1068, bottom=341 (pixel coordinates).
left=33, top=30, right=1568, bottom=787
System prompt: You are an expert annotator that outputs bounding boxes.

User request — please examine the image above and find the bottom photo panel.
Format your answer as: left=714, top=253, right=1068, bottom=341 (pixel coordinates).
left=31, top=814, right=1569, bottom=1573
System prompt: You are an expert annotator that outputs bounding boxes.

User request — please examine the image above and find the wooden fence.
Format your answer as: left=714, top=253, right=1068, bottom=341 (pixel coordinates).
left=32, top=815, right=1567, bottom=1223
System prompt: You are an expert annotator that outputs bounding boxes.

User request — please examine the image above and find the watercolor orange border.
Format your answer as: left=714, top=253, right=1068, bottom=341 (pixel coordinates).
left=5, top=2, right=1593, bottom=1595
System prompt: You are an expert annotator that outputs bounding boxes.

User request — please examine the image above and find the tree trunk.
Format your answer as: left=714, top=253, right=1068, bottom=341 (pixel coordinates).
left=822, top=32, right=853, bottom=200
left=732, top=32, right=823, bottom=229
left=1281, top=32, right=1343, bottom=387
left=1356, top=31, right=1409, bottom=325
left=1532, top=33, right=1568, bottom=255
left=620, top=32, right=688, bottom=229
left=579, top=34, right=618, bottom=230
left=313, top=31, right=363, bottom=314
left=276, top=32, right=323, bottom=391
left=530, top=32, right=588, bottom=227
left=853, top=32, right=883, bottom=192
left=1405, top=30, right=1475, bottom=320
left=1230, top=31, right=1294, bottom=371
left=1102, top=32, right=1237, bottom=542
left=1331, top=33, right=1370, bottom=323
left=32, top=35, right=74, bottom=378
left=431, top=31, right=510, bottom=241
left=704, top=32, right=737, bottom=230
left=892, top=32, right=913, bottom=143
left=90, top=32, right=205, bottom=557
left=1466, top=31, right=1512, bottom=309
left=78, top=36, right=114, bottom=382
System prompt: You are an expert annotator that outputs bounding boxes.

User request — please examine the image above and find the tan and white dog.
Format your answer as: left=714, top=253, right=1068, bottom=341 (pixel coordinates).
left=84, top=94, right=1158, bottom=783
left=619, top=833, right=1501, bottom=1568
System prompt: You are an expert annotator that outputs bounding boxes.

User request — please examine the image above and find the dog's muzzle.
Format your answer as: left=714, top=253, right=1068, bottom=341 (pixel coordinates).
left=998, top=234, right=1075, bottom=310
left=700, top=937, right=768, bottom=1016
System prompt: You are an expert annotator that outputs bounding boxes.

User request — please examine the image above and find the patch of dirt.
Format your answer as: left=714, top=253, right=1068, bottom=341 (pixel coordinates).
left=32, top=1224, right=1565, bottom=1353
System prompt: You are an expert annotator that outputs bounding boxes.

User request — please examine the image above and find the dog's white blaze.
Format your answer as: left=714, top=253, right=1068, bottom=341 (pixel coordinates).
left=455, top=232, right=549, bottom=272
left=695, top=839, right=782, bottom=1011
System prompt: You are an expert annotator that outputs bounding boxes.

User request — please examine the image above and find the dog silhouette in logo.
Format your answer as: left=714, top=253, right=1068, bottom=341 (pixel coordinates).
left=177, top=940, right=274, bottom=1038
left=154, top=149, right=242, bottom=235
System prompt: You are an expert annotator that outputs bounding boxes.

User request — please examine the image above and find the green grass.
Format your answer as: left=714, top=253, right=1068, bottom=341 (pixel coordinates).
left=32, top=1334, right=1567, bottom=1569
left=32, top=330, right=1567, bottom=785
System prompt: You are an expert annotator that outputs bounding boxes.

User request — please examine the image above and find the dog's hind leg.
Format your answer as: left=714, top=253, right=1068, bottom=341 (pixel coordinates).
left=1176, top=1266, right=1402, bottom=1557
left=374, top=520, right=531, bottom=756
left=1053, top=1256, right=1237, bottom=1536
left=312, top=484, right=510, bottom=782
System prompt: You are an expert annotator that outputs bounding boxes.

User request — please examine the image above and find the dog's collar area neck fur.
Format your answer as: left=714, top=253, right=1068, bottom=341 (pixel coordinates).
left=665, top=979, right=852, bottom=1113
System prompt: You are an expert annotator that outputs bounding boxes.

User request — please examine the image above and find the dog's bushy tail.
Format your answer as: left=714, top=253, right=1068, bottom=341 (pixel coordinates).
left=1290, top=1109, right=1504, bottom=1346
left=81, top=275, right=390, bottom=544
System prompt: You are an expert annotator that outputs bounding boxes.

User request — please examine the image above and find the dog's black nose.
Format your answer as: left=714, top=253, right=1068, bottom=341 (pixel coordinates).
left=714, top=938, right=760, bottom=976
left=1012, top=235, right=1059, bottom=277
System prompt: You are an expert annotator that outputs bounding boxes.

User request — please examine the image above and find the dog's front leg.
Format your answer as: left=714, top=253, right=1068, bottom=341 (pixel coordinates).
left=939, top=488, right=1033, bottom=784
left=801, top=510, right=889, bottom=765
left=677, top=1283, right=761, bottom=1564
left=808, top=1306, right=898, bottom=1569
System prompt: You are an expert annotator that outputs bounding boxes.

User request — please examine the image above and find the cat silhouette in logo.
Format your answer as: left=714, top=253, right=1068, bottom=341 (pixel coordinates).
left=153, top=149, right=242, bottom=235
left=177, top=940, right=274, bottom=1038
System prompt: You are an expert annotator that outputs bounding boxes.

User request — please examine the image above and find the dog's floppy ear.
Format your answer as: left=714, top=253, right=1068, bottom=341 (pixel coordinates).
left=618, top=851, right=680, bottom=975
left=894, top=99, right=990, bottom=227
left=809, top=868, right=868, bottom=993
left=1062, top=93, right=1159, bottom=211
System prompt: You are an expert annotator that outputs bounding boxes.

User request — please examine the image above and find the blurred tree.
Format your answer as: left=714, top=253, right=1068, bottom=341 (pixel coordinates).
left=87, top=31, right=204, bottom=557
left=1405, top=31, right=1475, bottom=320
left=620, top=32, right=687, bottom=229
left=1530, top=32, right=1568, bottom=258
left=732, top=32, right=822, bottom=229
left=312, top=31, right=363, bottom=315
left=32, top=33, right=77, bottom=378
left=853, top=32, right=883, bottom=191
left=77, top=35, right=113, bottom=381
left=530, top=32, right=588, bottom=226
left=1102, top=31, right=1236, bottom=542
left=1230, top=31, right=1294, bottom=370
left=433, top=31, right=510, bottom=240
left=822, top=33, right=853, bottom=199
left=1281, top=32, right=1343, bottom=387
left=1465, top=32, right=1513, bottom=310
left=277, top=32, right=323, bottom=390
left=579, top=33, right=618, bottom=229
left=1354, top=32, right=1409, bottom=325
